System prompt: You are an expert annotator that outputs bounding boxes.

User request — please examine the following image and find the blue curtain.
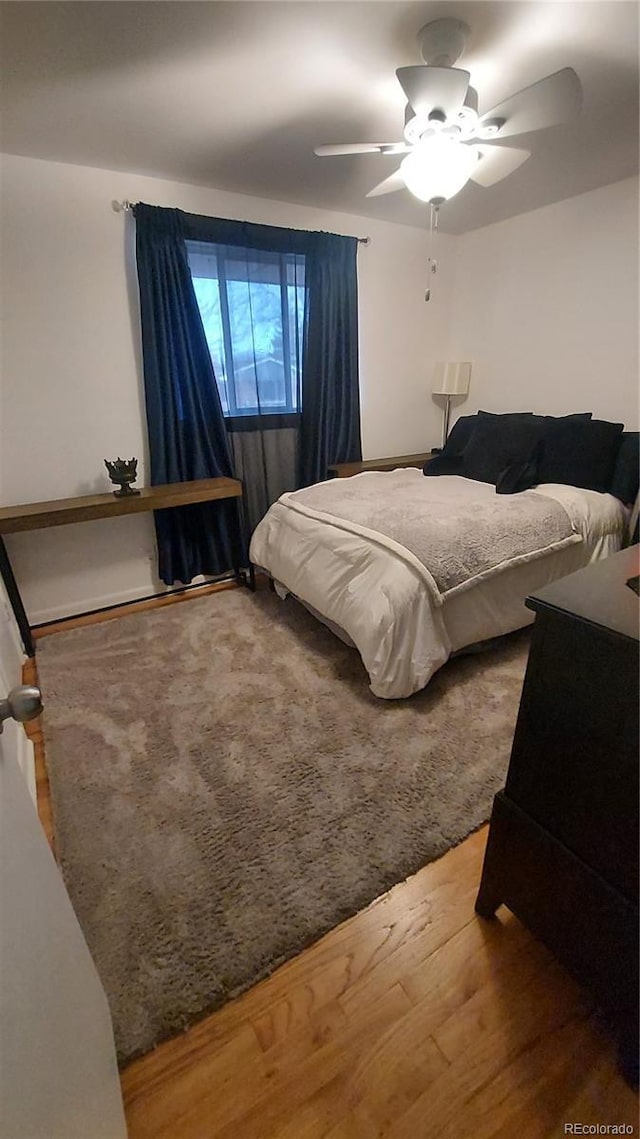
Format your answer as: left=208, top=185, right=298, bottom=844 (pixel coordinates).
left=299, top=232, right=361, bottom=487
left=133, top=203, right=240, bottom=585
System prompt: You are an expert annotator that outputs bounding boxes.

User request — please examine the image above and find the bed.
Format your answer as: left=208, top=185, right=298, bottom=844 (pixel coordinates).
left=249, top=414, right=636, bottom=699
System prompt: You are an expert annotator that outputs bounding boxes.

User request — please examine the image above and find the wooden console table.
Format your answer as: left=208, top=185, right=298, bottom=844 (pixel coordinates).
left=0, top=477, right=243, bottom=656
left=328, top=451, right=436, bottom=478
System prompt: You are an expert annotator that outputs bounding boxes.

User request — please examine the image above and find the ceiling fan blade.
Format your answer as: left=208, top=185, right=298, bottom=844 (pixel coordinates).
left=366, top=169, right=406, bottom=198
left=395, top=65, right=470, bottom=118
left=469, top=144, right=531, bottom=187
left=477, top=67, right=582, bottom=140
left=314, top=143, right=403, bottom=157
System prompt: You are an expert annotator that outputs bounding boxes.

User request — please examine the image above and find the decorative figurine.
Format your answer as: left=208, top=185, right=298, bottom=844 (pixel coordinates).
left=104, top=457, right=140, bottom=497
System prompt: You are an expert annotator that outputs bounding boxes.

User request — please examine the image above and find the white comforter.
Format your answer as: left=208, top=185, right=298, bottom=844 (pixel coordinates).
left=249, top=471, right=629, bottom=699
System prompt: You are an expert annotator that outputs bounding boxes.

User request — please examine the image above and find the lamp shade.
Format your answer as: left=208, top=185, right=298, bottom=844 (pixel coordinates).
left=432, top=361, right=472, bottom=397
left=401, top=138, right=479, bottom=204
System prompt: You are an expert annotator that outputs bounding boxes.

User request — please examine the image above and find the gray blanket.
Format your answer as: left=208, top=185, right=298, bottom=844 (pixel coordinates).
left=284, top=471, right=581, bottom=602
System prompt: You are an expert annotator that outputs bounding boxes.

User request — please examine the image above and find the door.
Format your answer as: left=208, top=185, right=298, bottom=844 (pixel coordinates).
left=0, top=583, right=127, bottom=1138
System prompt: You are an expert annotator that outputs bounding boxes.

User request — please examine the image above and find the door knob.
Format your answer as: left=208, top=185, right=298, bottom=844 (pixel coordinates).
left=0, top=685, right=43, bottom=733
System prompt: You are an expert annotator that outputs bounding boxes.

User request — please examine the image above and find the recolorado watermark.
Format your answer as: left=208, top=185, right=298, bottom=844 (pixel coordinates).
left=564, top=1127, right=635, bottom=1135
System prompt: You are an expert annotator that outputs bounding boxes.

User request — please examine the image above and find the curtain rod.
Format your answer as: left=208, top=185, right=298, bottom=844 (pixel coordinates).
left=111, top=199, right=370, bottom=244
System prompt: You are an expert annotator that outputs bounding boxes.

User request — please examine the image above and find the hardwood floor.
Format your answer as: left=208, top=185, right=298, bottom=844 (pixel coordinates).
left=27, top=586, right=638, bottom=1137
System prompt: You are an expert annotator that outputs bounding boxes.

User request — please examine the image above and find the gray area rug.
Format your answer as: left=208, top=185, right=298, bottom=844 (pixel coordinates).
left=37, top=589, right=529, bottom=1064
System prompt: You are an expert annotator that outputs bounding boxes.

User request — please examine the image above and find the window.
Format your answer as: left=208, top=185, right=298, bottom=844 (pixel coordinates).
left=187, top=242, right=306, bottom=419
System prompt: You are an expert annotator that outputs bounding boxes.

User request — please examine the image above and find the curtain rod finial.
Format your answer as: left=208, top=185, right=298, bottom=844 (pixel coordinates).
left=112, top=199, right=132, bottom=213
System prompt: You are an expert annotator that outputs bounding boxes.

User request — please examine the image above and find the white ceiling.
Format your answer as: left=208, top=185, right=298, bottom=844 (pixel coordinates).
left=0, top=1, right=638, bottom=233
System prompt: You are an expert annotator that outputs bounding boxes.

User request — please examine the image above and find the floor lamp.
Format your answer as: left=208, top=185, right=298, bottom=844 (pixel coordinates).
left=432, top=362, right=472, bottom=448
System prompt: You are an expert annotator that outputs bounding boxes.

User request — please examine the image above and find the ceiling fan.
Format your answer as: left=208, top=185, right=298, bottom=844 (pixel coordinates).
left=314, top=18, right=582, bottom=206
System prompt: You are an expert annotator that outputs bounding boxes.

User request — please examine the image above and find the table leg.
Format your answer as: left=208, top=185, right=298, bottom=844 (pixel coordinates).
left=234, top=490, right=256, bottom=591
left=0, top=536, right=35, bottom=657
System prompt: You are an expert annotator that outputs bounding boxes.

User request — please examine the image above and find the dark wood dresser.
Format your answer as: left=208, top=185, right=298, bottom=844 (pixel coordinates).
left=476, top=545, right=639, bottom=1081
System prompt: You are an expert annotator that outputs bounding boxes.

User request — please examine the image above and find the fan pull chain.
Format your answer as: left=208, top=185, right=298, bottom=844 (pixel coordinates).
left=425, top=203, right=439, bottom=302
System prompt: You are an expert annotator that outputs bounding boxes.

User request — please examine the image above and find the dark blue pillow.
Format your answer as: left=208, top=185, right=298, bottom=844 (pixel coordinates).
left=424, top=411, right=605, bottom=489
left=442, top=414, right=480, bottom=456
left=478, top=410, right=592, bottom=421
left=537, top=418, right=624, bottom=493
left=609, top=432, right=639, bottom=504
left=463, top=417, right=545, bottom=485
left=423, top=452, right=465, bottom=476
left=478, top=409, right=535, bottom=418
left=496, top=454, right=540, bottom=495
left=475, top=413, right=594, bottom=491
left=424, top=414, right=480, bottom=473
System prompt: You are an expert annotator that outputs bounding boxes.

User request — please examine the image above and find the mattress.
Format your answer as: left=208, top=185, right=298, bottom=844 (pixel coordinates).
left=249, top=470, right=629, bottom=699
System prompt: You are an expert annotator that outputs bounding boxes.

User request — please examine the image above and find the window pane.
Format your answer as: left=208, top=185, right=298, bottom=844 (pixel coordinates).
left=227, top=279, right=288, bottom=411
left=191, top=276, right=229, bottom=413
left=287, top=279, right=305, bottom=409
left=188, top=241, right=306, bottom=418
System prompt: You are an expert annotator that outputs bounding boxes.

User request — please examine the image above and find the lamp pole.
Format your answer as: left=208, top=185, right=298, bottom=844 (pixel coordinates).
left=441, top=395, right=453, bottom=448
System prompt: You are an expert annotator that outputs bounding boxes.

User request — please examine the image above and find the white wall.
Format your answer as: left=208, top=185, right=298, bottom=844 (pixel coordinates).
left=448, top=177, right=639, bottom=427
left=0, top=153, right=455, bottom=622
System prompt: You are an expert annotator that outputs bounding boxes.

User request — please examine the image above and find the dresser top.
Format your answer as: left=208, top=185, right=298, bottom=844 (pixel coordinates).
left=526, top=545, right=639, bottom=642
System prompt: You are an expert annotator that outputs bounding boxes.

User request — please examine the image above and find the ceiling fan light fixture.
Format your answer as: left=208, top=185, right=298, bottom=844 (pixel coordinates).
left=400, top=137, right=479, bottom=204
left=481, top=118, right=505, bottom=136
